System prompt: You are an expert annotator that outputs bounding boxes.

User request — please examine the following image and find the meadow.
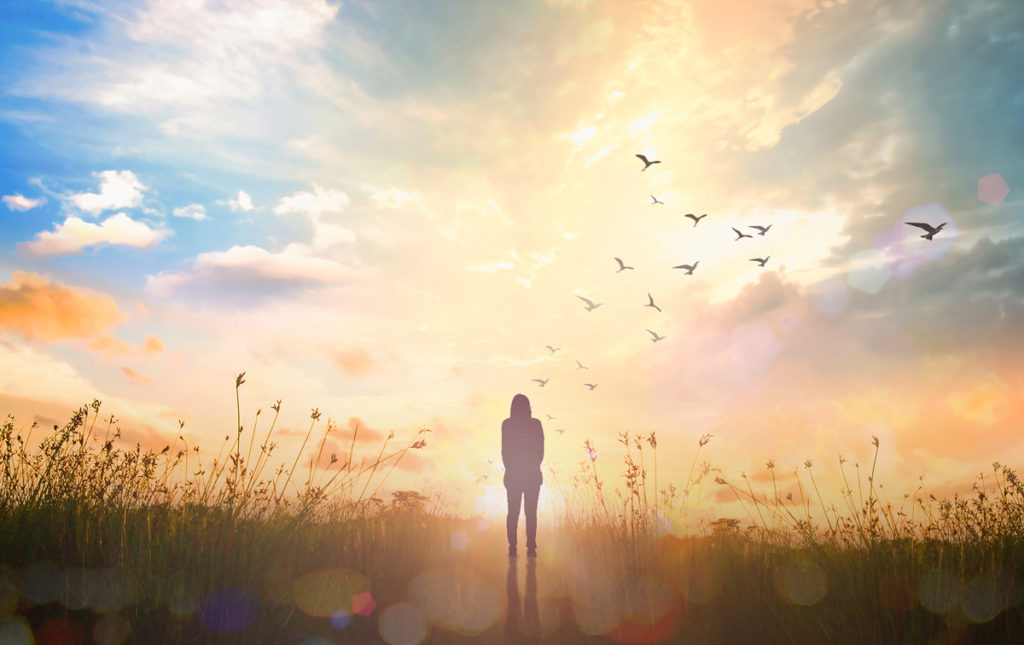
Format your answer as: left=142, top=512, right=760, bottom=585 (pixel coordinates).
left=2, top=380, right=1024, bottom=644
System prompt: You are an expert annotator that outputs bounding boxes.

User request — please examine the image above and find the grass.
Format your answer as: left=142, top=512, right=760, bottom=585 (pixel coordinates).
left=2, top=376, right=1024, bottom=644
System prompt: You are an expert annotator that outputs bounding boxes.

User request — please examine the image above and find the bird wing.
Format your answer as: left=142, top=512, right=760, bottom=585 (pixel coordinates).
left=646, top=329, right=658, bottom=338
left=636, top=154, right=648, bottom=163
left=684, top=213, right=697, bottom=220
left=614, top=257, right=625, bottom=268
left=905, top=221, right=936, bottom=233
left=576, top=295, right=595, bottom=306
left=732, top=227, right=742, bottom=235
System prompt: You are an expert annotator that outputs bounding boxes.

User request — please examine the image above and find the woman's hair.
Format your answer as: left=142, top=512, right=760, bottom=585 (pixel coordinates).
left=509, top=393, right=531, bottom=420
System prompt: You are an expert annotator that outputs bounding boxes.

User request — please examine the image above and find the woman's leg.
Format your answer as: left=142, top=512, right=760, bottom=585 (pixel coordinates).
left=524, top=483, right=540, bottom=553
left=506, top=484, right=523, bottom=552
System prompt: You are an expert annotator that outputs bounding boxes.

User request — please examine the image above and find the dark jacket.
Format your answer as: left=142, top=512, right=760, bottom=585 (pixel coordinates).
left=502, top=415, right=544, bottom=488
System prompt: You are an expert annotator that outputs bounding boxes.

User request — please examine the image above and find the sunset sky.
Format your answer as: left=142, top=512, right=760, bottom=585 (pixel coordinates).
left=1, top=0, right=1022, bottom=523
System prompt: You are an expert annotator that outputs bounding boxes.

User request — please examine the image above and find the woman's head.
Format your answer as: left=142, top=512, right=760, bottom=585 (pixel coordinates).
left=510, top=393, right=531, bottom=420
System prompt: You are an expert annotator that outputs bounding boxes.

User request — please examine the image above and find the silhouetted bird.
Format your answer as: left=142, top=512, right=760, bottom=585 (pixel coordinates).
left=650, top=194, right=664, bottom=205
left=545, top=345, right=560, bottom=355
left=733, top=227, right=752, bottom=240
left=584, top=383, right=598, bottom=390
left=750, top=256, right=770, bottom=267
left=749, top=225, right=772, bottom=235
left=905, top=221, right=947, bottom=240
left=576, top=360, right=588, bottom=370
left=614, top=257, right=634, bottom=272
left=684, top=213, right=707, bottom=227
left=532, top=378, right=549, bottom=387
left=554, top=428, right=565, bottom=434
left=545, top=414, right=556, bottom=421
left=636, top=154, right=661, bottom=171
left=576, top=295, right=603, bottom=311
left=673, top=261, right=699, bottom=275
left=646, top=329, right=666, bottom=343
left=645, top=292, right=662, bottom=312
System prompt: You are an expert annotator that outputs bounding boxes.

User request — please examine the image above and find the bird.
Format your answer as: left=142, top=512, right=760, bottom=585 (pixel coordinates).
left=650, top=194, right=664, bottom=205
left=733, top=227, right=752, bottom=241
left=614, top=257, right=634, bottom=272
left=545, top=414, right=556, bottom=421
left=673, top=261, right=699, bottom=275
left=487, top=459, right=500, bottom=467
left=748, top=225, right=772, bottom=236
left=576, top=360, right=588, bottom=370
left=646, top=329, right=666, bottom=343
left=576, top=295, right=603, bottom=311
left=636, top=154, right=661, bottom=171
left=545, top=345, right=561, bottom=355
left=645, top=292, right=662, bottom=312
left=684, top=213, right=707, bottom=227
left=532, top=378, right=549, bottom=387
left=750, top=257, right=770, bottom=267
left=905, top=221, right=947, bottom=240
left=554, top=428, right=566, bottom=435
left=583, top=383, right=598, bottom=390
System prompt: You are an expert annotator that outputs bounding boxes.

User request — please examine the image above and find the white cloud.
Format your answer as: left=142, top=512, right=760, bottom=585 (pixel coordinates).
left=274, top=184, right=350, bottom=220
left=3, top=194, right=42, bottom=211
left=172, top=203, right=207, bottom=220
left=227, top=190, right=254, bottom=212
left=68, top=170, right=146, bottom=215
left=369, top=188, right=416, bottom=209
left=21, top=213, right=171, bottom=255
left=146, top=242, right=353, bottom=297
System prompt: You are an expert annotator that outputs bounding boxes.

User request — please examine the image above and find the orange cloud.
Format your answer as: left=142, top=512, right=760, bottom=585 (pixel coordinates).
left=332, top=348, right=374, bottom=378
left=0, top=272, right=163, bottom=357
left=0, top=271, right=127, bottom=341
left=121, top=366, right=153, bottom=384
left=334, top=417, right=385, bottom=444
left=87, top=333, right=164, bottom=357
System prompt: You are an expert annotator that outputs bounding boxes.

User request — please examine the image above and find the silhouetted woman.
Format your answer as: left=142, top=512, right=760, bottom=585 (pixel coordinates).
left=502, top=393, right=544, bottom=557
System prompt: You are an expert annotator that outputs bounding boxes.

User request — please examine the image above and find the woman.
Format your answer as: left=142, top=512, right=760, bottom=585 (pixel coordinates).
left=502, top=393, right=544, bottom=558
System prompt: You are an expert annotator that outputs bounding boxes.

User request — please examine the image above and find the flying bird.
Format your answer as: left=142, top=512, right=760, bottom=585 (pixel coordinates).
left=584, top=383, right=598, bottom=391
left=545, top=414, right=556, bottom=421
left=750, top=257, right=770, bottom=267
left=732, top=227, right=752, bottom=241
left=673, top=261, right=699, bottom=275
left=545, top=345, right=561, bottom=355
left=614, top=257, right=634, bottom=272
left=684, top=213, right=707, bottom=227
left=576, top=295, right=603, bottom=311
left=645, top=292, right=662, bottom=312
left=749, top=225, right=772, bottom=236
left=576, top=360, right=588, bottom=370
left=905, top=221, right=947, bottom=240
left=532, top=378, right=549, bottom=388
left=636, top=154, right=661, bottom=171
left=646, top=329, right=666, bottom=343
left=554, top=428, right=566, bottom=435
left=650, top=194, right=664, bottom=205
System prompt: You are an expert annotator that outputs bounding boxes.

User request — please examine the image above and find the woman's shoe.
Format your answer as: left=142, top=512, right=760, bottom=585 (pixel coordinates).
left=508, top=547, right=517, bottom=558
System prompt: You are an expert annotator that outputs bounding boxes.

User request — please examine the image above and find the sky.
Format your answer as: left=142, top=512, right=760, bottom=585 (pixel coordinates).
left=1, top=0, right=1023, bottom=524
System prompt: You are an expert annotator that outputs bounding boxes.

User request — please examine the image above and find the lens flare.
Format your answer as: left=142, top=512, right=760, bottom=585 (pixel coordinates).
left=20, top=561, right=62, bottom=605
left=0, top=617, right=33, bottom=645
left=93, top=613, right=131, bottom=645
left=293, top=568, right=370, bottom=619
left=978, top=172, right=1009, bottom=206
left=408, top=566, right=500, bottom=636
left=779, top=558, right=827, bottom=606
left=919, top=569, right=960, bottom=614
left=196, top=589, right=259, bottom=633
left=379, top=603, right=429, bottom=645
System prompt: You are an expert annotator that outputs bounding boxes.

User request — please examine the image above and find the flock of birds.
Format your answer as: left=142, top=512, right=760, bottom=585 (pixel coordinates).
left=520, top=151, right=949, bottom=437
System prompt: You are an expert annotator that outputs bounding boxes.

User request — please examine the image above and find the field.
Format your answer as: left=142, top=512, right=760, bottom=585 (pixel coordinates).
left=3, top=392, right=1024, bottom=644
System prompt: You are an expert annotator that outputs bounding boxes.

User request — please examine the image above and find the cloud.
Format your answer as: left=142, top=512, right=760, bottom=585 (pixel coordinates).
left=21, top=212, right=171, bottom=255
left=172, top=203, right=207, bottom=220
left=3, top=194, right=42, bottom=211
left=332, top=348, right=374, bottom=378
left=68, top=170, right=146, bottom=215
left=121, top=366, right=154, bottom=384
left=87, top=333, right=164, bottom=358
left=145, top=242, right=356, bottom=298
left=0, top=271, right=127, bottom=342
left=274, top=184, right=350, bottom=219
left=369, top=188, right=416, bottom=209
left=227, top=190, right=254, bottom=212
